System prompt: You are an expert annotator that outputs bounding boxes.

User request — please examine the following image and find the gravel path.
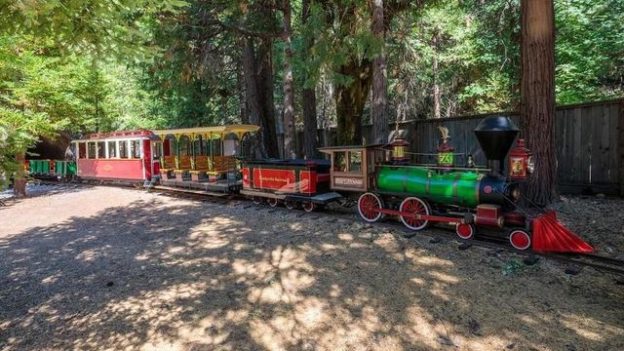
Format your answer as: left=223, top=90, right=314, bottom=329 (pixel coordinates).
left=0, top=186, right=623, bottom=351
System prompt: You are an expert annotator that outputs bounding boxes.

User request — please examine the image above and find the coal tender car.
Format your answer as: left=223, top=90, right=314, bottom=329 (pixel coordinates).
left=320, top=116, right=593, bottom=253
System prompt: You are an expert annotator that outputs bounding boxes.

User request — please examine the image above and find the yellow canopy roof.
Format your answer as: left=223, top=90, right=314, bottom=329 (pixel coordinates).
left=153, top=124, right=260, bottom=140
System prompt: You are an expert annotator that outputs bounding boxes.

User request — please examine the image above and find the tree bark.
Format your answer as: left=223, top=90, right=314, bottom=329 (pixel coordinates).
left=236, top=53, right=253, bottom=157
left=281, top=0, right=296, bottom=158
left=432, top=31, right=441, bottom=119
left=336, top=59, right=373, bottom=145
left=256, top=37, right=280, bottom=158
left=242, top=37, right=267, bottom=159
left=301, top=0, right=319, bottom=159
left=13, top=152, right=26, bottom=197
left=520, top=0, right=556, bottom=206
left=236, top=55, right=248, bottom=124
left=371, top=0, right=389, bottom=144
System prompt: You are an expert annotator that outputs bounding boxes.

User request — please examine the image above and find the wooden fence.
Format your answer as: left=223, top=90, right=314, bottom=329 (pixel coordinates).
left=298, top=98, right=624, bottom=195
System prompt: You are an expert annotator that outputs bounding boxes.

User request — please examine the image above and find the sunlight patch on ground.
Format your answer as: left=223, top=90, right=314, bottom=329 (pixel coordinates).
left=338, top=233, right=354, bottom=241
left=410, top=254, right=455, bottom=268
left=560, top=312, right=623, bottom=341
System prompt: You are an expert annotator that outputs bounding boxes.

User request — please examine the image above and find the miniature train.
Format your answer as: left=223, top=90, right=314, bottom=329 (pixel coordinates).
left=30, top=117, right=593, bottom=254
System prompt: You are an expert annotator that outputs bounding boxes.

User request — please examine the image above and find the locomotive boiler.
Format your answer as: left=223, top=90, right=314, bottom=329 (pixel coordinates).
left=375, top=166, right=519, bottom=208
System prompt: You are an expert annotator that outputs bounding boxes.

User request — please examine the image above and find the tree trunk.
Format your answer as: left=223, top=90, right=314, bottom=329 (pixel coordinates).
left=13, top=152, right=26, bottom=197
left=371, top=0, right=388, bottom=144
left=335, top=59, right=373, bottom=145
left=236, top=55, right=248, bottom=124
left=257, top=37, right=280, bottom=158
left=520, top=0, right=556, bottom=206
left=242, top=37, right=267, bottom=159
left=301, top=0, right=319, bottom=159
left=432, top=31, right=441, bottom=119
left=281, top=0, right=296, bottom=158
left=236, top=53, right=252, bottom=157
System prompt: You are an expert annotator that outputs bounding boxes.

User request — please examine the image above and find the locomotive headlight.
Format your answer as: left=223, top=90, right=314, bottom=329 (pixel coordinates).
left=527, top=156, right=535, bottom=174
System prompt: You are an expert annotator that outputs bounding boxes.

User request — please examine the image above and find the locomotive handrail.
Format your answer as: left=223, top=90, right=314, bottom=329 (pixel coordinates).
left=381, top=164, right=491, bottom=172
left=371, top=146, right=466, bottom=157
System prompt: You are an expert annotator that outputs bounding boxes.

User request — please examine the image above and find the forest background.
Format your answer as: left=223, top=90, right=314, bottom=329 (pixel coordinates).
left=0, top=0, right=623, bottom=201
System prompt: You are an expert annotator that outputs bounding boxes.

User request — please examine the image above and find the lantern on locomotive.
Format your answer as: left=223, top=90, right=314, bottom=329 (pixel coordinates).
left=508, top=138, right=534, bottom=180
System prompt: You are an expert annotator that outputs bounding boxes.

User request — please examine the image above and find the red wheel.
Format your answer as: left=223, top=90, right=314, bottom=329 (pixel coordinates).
left=399, top=197, right=430, bottom=231
left=509, top=229, right=531, bottom=250
left=357, top=193, right=383, bottom=222
left=285, top=200, right=297, bottom=210
left=455, top=223, right=475, bottom=240
left=267, top=198, right=279, bottom=208
left=302, top=201, right=316, bottom=213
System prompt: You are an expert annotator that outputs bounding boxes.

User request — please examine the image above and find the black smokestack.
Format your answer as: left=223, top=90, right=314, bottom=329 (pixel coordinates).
left=474, top=116, right=519, bottom=174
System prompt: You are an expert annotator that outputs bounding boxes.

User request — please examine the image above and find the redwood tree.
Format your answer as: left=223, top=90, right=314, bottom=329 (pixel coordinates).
left=520, top=0, right=556, bottom=206
left=301, top=0, right=319, bottom=158
left=281, top=0, right=296, bottom=158
left=371, top=0, right=389, bottom=144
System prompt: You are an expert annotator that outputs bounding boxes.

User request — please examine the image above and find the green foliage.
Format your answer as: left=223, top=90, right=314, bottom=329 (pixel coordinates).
left=137, top=1, right=246, bottom=127
left=302, top=0, right=381, bottom=87
left=387, top=0, right=520, bottom=119
left=0, top=0, right=188, bottom=57
left=555, top=0, right=624, bottom=104
left=0, top=0, right=187, bottom=188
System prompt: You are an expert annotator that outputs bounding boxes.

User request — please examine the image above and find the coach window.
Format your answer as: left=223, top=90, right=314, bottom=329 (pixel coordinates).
left=97, top=142, right=106, bottom=159
left=119, top=140, right=128, bottom=158
left=87, top=142, right=96, bottom=159
left=349, top=151, right=362, bottom=173
left=108, top=141, right=117, bottom=158
left=333, top=152, right=347, bottom=172
left=130, top=139, right=141, bottom=158
left=78, top=142, right=87, bottom=159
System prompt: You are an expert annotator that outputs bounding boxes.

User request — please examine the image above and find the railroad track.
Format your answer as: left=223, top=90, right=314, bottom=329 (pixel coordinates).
left=547, top=253, right=624, bottom=276
left=32, top=180, right=624, bottom=277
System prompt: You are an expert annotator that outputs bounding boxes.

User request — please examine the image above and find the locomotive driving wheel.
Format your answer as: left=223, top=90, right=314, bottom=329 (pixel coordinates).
left=267, top=198, right=279, bottom=208
left=357, top=193, right=384, bottom=222
left=284, top=200, right=297, bottom=210
left=399, top=197, right=431, bottom=231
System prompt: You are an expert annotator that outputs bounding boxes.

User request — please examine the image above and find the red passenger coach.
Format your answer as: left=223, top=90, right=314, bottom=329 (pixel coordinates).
left=72, top=130, right=158, bottom=182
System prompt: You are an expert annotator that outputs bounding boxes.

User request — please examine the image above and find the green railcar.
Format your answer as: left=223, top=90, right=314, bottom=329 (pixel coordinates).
left=54, top=161, right=77, bottom=177
left=28, top=160, right=51, bottom=175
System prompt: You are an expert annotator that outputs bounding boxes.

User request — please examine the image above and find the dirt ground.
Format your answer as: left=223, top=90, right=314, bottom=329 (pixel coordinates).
left=1, top=185, right=623, bottom=351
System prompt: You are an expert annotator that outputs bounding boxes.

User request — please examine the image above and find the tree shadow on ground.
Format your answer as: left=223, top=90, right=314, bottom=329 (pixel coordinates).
left=0, top=192, right=623, bottom=350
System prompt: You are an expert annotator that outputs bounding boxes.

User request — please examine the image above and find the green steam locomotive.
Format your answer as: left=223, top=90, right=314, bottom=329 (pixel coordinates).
left=320, top=116, right=591, bottom=253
